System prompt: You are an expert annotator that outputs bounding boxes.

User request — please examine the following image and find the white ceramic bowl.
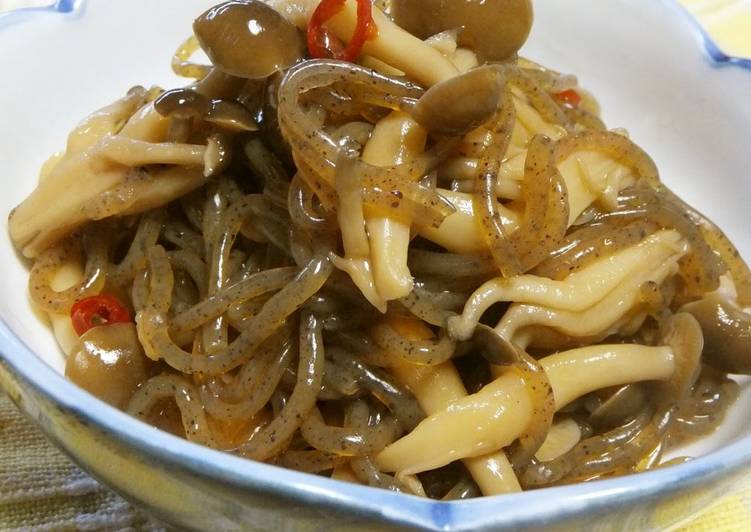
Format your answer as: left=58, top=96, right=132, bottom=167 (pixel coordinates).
left=1, top=1, right=750, bottom=530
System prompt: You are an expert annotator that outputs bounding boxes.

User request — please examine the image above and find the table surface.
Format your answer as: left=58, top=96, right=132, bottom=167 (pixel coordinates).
left=0, top=0, right=750, bottom=530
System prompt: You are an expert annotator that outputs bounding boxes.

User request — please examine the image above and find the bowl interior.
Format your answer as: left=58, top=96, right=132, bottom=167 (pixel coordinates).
left=1, top=0, right=751, bottom=515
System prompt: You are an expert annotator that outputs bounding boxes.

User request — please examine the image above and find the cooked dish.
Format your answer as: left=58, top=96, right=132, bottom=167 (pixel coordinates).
left=8, top=0, right=751, bottom=498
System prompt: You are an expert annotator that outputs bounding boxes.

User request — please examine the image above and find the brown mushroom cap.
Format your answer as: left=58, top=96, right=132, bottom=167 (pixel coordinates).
left=154, top=88, right=210, bottom=119
left=470, top=323, right=520, bottom=365
left=392, top=0, right=533, bottom=62
left=193, top=68, right=247, bottom=99
left=154, top=88, right=259, bottom=133
left=65, top=323, right=152, bottom=408
left=682, top=293, right=751, bottom=374
left=411, top=65, right=504, bottom=136
left=589, top=384, right=647, bottom=429
left=205, top=100, right=259, bottom=132
left=194, top=0, right=305, bottom=80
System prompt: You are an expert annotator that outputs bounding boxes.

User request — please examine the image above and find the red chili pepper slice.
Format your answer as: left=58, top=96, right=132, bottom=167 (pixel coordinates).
left=71, top=294, right=131, bottom=336
left=307, top=0, right=377, bottom=62
left=553, top=89, right=582, bottom=107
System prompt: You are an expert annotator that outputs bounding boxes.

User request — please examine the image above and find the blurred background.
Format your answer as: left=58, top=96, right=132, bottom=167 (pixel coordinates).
left=0, top=0, right=51, bottom=9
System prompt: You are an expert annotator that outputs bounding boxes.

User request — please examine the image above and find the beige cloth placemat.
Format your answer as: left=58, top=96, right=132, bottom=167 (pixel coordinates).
left=0, top=393, right=164, bottom=531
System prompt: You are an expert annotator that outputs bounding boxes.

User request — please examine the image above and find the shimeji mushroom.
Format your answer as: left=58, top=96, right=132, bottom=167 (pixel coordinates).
left=391, top=0, right=533, bottom=62
left=267, top=0, right=459, bottom=86
left=683, top=293, right=751, bottom=374
left=8, top=87, right=216, bottom=258
left=376, top=312, right=704, bottom=477
left=66, top=323, right=152, bottom=409
left=410, top=65, right=506, bottom=136
left=194, top=0, right=306, bottom=80
left=10, top=79, right=262, bottom=259
left=375, top=342, right=677, bottom=475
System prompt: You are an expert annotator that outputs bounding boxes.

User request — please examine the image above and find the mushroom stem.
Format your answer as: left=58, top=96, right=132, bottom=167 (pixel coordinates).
left=376, top=343, right=675, bottom=475
left=362, top=111, right=426, bottom=302
left=383, top=318, right=521, bottom=495
left=389, top=360, right=522, bottom=495
left=267, top=0, right=458, bottom=86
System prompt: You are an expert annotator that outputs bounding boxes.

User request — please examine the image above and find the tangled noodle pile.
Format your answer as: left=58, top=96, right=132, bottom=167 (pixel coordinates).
left=8, top=0, right=751, bottom=498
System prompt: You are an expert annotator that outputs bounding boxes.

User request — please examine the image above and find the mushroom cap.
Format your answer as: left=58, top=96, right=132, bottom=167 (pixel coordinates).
left=194, top=0, right=305, bottom=80
left=470, top=323, right=521, bottom=365
left=65, top=323, right=152, bottom=408
left=154, top=88, right=211, bottom=119
left=682, top=293, right=751, bottom=374
left=392, top=0, right=533, bottom=62
left=589, top=384, right=647, bottom=429
left=411, top=65, right=505, bottom=136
